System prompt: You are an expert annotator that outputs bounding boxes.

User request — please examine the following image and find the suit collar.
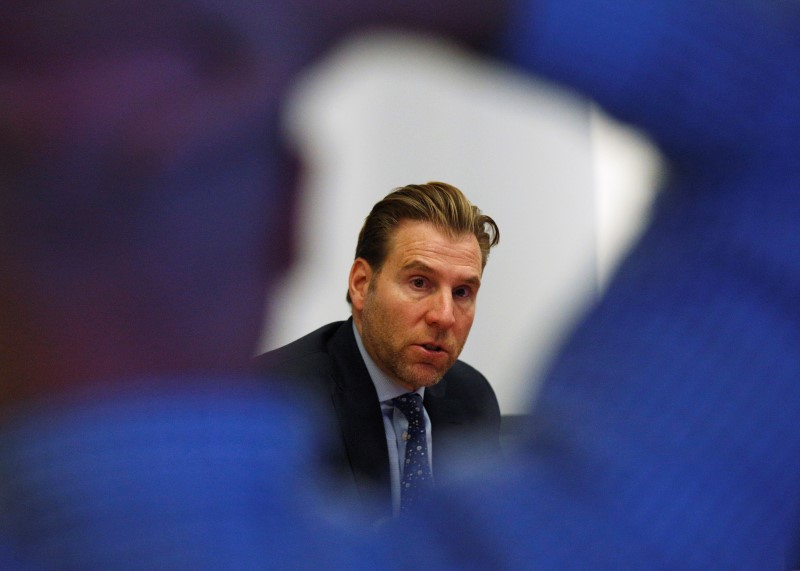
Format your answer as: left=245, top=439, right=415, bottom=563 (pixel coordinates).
left=326, top=318, right=393, bottom=519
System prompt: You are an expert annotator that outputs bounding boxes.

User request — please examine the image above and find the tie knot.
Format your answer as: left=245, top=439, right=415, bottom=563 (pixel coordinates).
left=392, top=392, right=424, bottom=422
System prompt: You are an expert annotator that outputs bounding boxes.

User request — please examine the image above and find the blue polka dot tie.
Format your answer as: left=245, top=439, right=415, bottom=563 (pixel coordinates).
left=392, top=392, right=433, bottom=513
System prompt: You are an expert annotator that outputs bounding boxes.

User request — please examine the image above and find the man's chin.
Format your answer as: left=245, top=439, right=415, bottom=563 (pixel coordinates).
left=398, top=367, right=445, bottom=391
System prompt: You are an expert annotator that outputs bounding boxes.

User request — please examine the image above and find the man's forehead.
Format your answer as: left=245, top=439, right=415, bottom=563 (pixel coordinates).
left=388, top=221, right=483, bottom=278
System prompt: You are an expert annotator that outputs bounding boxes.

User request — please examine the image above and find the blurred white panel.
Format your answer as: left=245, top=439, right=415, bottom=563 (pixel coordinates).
left=260, top=33, right=659, bottom=414
left=591, top=107, right=663, bottom=289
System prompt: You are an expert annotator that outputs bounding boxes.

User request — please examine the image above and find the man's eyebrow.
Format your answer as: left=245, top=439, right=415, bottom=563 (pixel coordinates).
left=402, top=260, right=482, bottom=287
left=402, top=260, right=434, bottom=274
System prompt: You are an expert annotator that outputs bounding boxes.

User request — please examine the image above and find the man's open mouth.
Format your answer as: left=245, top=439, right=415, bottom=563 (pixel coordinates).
left=422, top=343, right=444, bottom=353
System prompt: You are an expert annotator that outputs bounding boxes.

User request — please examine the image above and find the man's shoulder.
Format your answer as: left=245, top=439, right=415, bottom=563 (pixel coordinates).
left=428, top=359, right=502, bottom=456
left=253, top=321, right=348, bottom=377
left=444, top=359, right=492, bottom=393
left=428, top=359, right=500, bottom=418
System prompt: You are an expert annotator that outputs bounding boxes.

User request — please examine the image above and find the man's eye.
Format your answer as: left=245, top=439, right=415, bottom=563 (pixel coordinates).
left=454, top=287, right=470, bottom=298
left=411, top=278, right=426, bottom=288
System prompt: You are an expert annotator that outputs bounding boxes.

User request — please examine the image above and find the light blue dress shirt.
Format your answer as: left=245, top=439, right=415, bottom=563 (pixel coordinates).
left=352, top=322, right=433, bottom=515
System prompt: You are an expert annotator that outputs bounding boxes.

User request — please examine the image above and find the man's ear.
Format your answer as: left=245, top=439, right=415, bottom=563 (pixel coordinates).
left=348, top=258, right=372, bottom=312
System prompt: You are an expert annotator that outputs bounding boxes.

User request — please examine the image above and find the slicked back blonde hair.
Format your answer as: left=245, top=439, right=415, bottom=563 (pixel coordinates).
left=347, top=181, right=499, bottom=304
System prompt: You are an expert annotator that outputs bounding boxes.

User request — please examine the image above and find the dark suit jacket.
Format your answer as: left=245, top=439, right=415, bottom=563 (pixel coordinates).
left=254, top=318, right=501, bottom=522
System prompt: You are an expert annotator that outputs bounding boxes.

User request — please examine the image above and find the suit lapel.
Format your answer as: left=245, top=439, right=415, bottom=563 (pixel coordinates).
left=327, top=319, right=392, bottom=517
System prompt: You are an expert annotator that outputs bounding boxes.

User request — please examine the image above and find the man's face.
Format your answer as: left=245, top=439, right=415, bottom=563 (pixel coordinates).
left=351, top=220, right=483, bottom=392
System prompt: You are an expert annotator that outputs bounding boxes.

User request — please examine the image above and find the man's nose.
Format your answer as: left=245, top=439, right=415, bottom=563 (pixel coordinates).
left=425, top=290, right=456, bottom=329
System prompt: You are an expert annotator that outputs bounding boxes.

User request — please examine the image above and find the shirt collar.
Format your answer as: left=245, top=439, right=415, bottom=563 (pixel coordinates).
left=352, top=320, right=424, bottom=403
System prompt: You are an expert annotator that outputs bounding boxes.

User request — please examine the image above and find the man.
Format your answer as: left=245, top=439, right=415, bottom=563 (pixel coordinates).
left=255, top=181, right=501, bottom=522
